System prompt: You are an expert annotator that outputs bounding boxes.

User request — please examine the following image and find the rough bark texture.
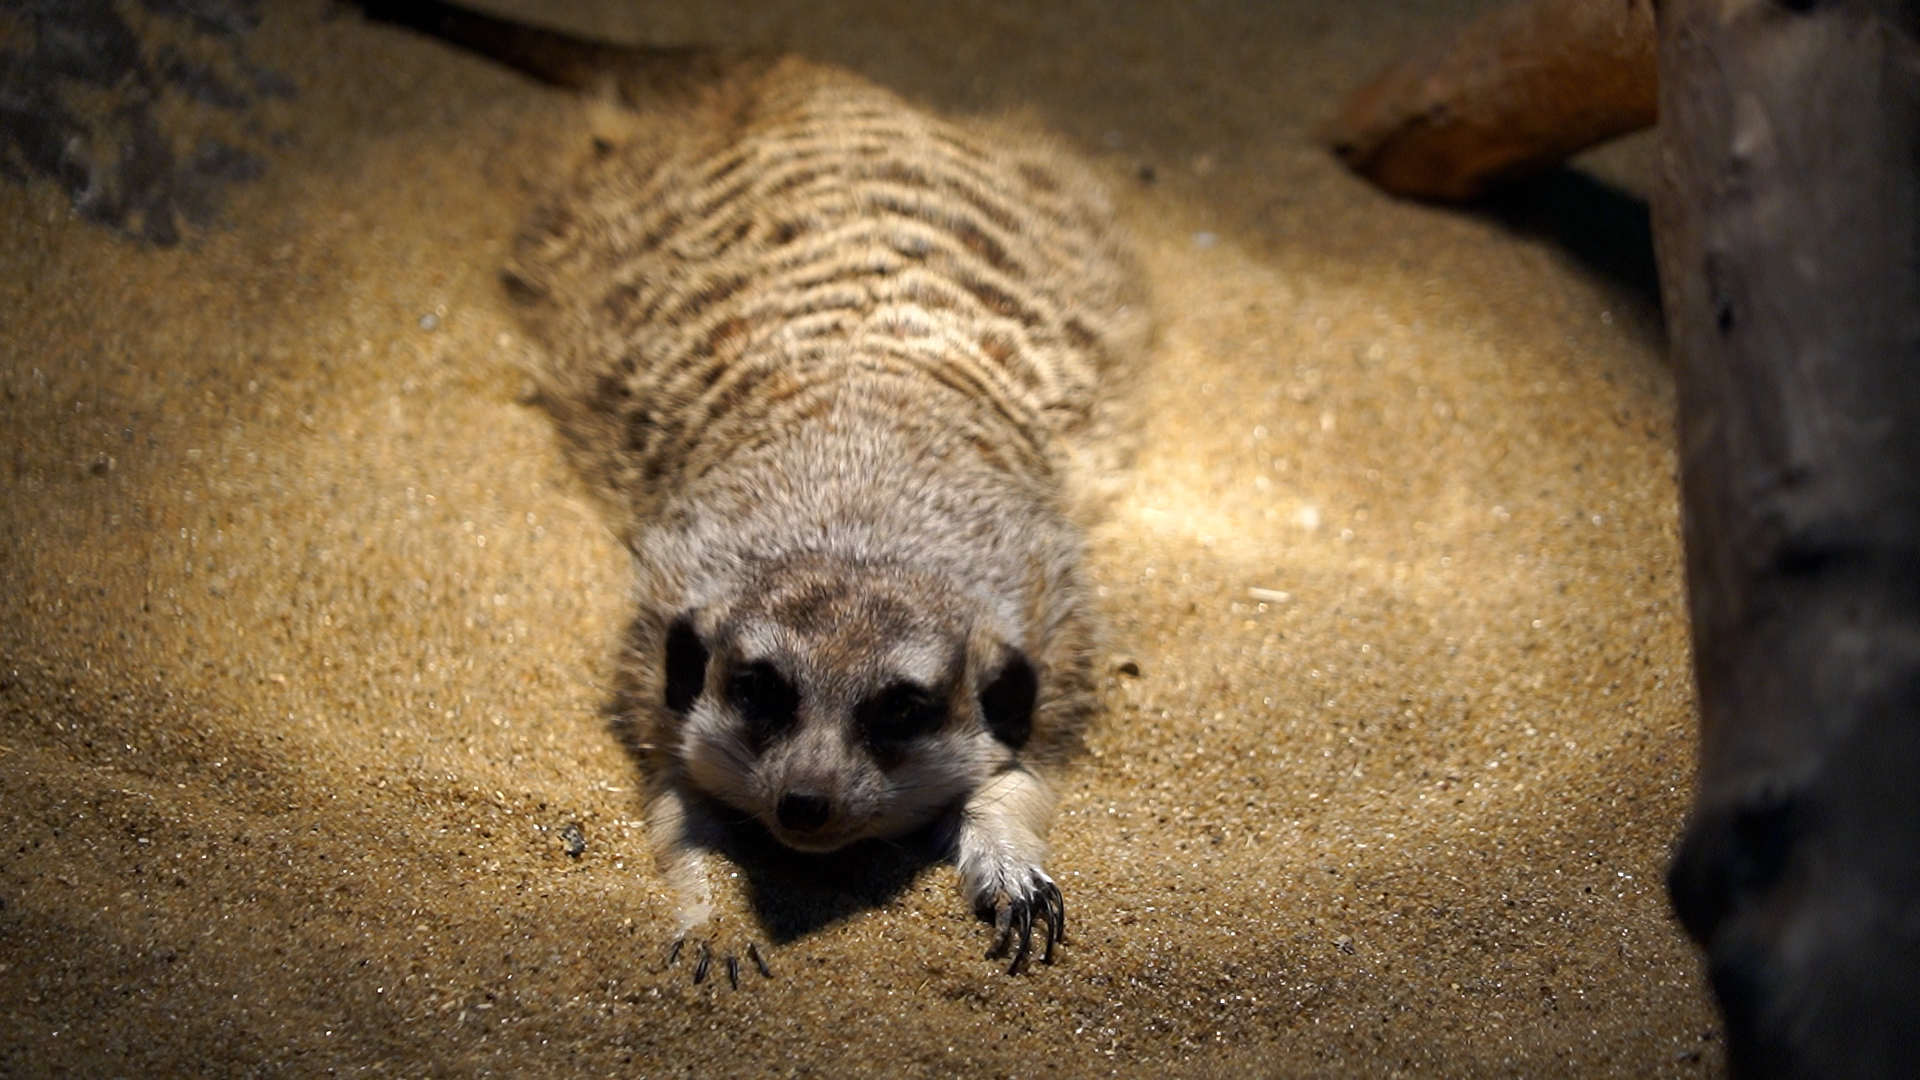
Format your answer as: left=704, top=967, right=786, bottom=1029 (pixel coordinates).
left=1653, top=0, right=1920, bottom=1076
left=1323, top=0, right=1657, bottom=200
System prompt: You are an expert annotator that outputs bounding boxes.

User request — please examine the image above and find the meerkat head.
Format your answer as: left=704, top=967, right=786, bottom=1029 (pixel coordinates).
left=659, top=553, right=1039, bottom=853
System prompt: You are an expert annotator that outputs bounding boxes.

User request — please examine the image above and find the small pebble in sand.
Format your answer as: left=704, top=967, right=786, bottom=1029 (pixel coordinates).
left=1110, top=655, right=1142, bottom=678
left=1247, top=587, right=1292, bottom=604
left=561, top=822, right=586, bottom=858
left=419, top=312, right=439, bottom=331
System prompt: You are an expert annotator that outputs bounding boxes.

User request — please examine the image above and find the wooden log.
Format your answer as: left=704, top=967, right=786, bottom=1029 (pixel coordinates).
left=1323, top=0, right=1657, bottom=201
left=1653, top=0, right=1920, bottom=1075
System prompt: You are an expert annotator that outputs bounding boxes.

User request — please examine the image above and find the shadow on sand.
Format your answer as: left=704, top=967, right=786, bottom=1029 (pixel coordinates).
left=1475, top=165, right=1664, bottom=327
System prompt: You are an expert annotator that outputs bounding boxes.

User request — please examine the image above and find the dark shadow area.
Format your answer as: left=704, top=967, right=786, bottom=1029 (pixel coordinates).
left=700, top=800, right=950, bottom=943
left=1475, top=165, right=1664, bottom=324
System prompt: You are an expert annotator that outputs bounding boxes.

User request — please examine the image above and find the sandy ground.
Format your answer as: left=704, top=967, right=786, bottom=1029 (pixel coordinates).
left=0, top=1, right=1720, bottom=1076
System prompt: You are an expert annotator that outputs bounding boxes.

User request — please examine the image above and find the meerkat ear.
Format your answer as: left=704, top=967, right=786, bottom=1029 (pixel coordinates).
left=662, top=614, right=709, bottom=715
left=979, top=647, right=1038, bottom=749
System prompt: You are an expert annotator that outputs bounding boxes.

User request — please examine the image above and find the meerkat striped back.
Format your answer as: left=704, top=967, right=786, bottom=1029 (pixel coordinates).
left=508, top=57, right=1145, bottom=518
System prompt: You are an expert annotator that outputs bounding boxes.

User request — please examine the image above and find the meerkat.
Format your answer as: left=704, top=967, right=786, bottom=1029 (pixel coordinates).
left=358, top=0, right=1146, bottom=973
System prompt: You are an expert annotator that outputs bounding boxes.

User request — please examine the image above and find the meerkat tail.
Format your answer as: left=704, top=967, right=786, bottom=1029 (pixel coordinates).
left=352, top=0, right=765, bottom=103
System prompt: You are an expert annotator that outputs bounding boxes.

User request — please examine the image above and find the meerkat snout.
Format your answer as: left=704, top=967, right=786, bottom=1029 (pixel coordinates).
left=775, top=791, right=833, bottom=833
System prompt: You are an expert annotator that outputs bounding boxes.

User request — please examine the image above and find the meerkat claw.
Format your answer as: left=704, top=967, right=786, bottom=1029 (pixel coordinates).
left=669, top=935, right=774, bottom=986
left=985, top=870, right=1065, bottom=974
left=1040, top=876, right=1066, bottom=963
left=1010, top=898, right=1037, bottom=974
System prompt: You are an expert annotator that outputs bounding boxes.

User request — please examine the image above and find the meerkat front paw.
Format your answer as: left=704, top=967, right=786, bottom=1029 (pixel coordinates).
left=978, top=867, right=1066, bottom=974
left=647, top=793, right=778, bottom=988
left=955, top=767, right=1067, bottom=973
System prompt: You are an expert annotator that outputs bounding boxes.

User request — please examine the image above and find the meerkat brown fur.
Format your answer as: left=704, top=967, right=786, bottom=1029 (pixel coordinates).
left=359, top=0, right=1147, bottom=972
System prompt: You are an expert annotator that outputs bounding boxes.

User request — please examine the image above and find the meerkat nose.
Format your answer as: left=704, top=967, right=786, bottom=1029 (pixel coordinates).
left=776, top=791, right=833, bottom=832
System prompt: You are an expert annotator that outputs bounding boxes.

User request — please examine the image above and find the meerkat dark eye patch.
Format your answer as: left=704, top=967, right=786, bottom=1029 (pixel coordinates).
left=858, top=682, right=947, bottom=746
left=663, top=616, right=708, bottom=715
left=728, top=661, right=800, bottom=735
left=979, top=649, right=1038, bottom=748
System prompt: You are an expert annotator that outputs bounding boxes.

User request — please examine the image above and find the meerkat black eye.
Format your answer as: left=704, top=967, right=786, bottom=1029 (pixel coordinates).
left=858, top=683, right=946, bottom=745
left=727, top=661, right=799, bottom=734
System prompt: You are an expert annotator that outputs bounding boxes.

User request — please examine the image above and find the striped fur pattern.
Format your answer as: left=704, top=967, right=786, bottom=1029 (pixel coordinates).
left=505, top=55, right=1146, bottom=970
left=515, top=58, right=1141, bottom=524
